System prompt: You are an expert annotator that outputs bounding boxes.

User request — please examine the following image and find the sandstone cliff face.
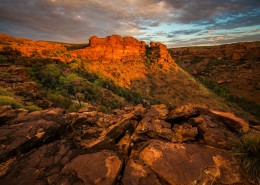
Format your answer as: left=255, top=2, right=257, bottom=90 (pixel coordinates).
left=72, top=35, right=174, bottom=64
left=71, top=35, right=176, bottom=88
left=72, top=35, right=146, bottom=62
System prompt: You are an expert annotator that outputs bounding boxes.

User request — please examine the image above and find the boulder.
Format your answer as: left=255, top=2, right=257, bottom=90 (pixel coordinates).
left=167, top=104, right=201, bottom=121
left=0, top=106, right=28, bottom=124
left=0, top=109, right=67, bottom=162
left=123, top=158, right=161, bottom=185
left=172, top=123, right=198, bottom=142
left=189, top=115, right=238, bottom=149
left=135, top=117, right=173, bottom=141
left=145, top=104, right=169, bottom=119
left=0, top=139, right=74, bottom=185
left=62, top=151, right=122, bottom=185
left=209, top=110, right=249, bottom=133
left=138, top=140, right=246, bottom=185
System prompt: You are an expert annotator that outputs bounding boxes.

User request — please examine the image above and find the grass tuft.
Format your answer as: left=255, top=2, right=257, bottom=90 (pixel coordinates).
left=232, top=133, right=260, bottom=183
left=25, top=105, right=43, bottom=112
left=0, top=95, right=23, bottom=108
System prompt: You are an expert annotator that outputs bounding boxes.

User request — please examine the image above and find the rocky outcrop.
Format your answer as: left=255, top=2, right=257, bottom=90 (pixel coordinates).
left=72, top=35, right=146, bottom=62
left=0, top=104, right=253, bottom=184
left=71, top=35, right=174, bottom=64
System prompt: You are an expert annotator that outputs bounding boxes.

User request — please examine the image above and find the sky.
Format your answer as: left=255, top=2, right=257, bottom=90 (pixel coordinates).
left=0, top=0, right=260, bottom=47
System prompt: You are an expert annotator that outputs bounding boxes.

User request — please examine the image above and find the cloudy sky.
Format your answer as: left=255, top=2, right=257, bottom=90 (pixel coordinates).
left=0, top=0, right=260, bottom=47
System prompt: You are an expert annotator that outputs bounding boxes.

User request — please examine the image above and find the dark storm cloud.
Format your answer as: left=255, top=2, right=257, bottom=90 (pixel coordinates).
left=0, top=0, right=259, bottom=45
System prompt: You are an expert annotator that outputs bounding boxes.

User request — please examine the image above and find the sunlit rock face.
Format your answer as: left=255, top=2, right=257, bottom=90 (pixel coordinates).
left=72, top=35, right=146, bottom=62
left=72, top=35, right=174, bottom=64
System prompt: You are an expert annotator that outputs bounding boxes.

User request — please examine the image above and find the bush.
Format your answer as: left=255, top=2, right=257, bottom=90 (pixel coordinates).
left=0, top=54, right=4, bottom=63
left=0, top=87, right=13, bottom=97
left=232, top=133, right=260, bottom=183
left=25, top=105, right=43, bottom=112
left=0, top=95, right=23, bottom=108
left=97, top=105, right=110, bottom=113
left=46, top=92, right=71, bottom=109
left=38, top=64, right=62, bottom=88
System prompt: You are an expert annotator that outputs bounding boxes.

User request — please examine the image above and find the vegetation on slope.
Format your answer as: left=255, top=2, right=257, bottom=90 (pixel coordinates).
left=232, top=133, right=260, bottom=183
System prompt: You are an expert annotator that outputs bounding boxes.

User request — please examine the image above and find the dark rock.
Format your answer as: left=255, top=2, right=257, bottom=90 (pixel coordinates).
left=139, top=140, right=246, bottom=185
left=172, top=123, right=198, bottom=142
left=167, top=104, right=202, bottom=121
left=0, top=139, right=74, bottom=185
left=0, top=109, right=67, bottom=162
left=209, top=110, right=249, bottom=133
left=145, top=104, right=169, bottom=119
left=189, top=115, right=238, bottom=149
left=62, top=150, right=122, bottom=185
left=135, top=117, right=173, bottom=141
left=123, top=158, right=162, bottom=185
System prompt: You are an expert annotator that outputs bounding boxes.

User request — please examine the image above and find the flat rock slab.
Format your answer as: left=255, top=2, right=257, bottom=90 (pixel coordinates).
left=0, top=109, right=67, bottom=161
left=123, top=158, right=162, bottom=185
left=137, top=140, right=245, bottom=185
left=0, top=139, right=75, bottom=185
left=62, top=150, right=122, bottom=185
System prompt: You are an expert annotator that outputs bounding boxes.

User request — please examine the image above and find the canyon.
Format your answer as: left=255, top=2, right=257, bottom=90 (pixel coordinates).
left=0, top=34, right=259, bottom=185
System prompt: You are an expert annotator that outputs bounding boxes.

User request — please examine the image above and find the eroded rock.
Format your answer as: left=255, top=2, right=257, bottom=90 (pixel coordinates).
left=189, top=115, right=238, bottom=149
left=139, top=140, right=246, bottom=185
left=62, top=150, right=122, bottom=185
left=0, top=139, right=74, bottom=185
left=209, top=110, right=250, bottom=133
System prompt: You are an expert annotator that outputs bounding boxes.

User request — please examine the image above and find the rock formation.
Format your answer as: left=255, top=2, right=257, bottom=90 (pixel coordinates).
left=0, top=104, right=255, bottom=185
left=72, top=35, right=174, bottom=64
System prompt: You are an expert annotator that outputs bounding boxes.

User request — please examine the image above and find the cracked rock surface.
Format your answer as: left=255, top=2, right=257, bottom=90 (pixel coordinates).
left=0, top=104, right=254, bottom=185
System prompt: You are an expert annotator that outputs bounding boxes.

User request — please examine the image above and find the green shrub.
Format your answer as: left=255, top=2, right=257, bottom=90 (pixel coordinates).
left=0, top=87, right=13, bottom=97
left=46, top=92, right=71, bottom=109
left=0, top=54, right=4, bottom=63
left=232, top=133, right=260, bottom=183
left=97, top=105, right=110, bottom=113
left=25, top=105, right=43, bottom=112
left=67, top=104, right=78, bottom=113
left=38, top=64, right=62, bottom=88
left=0, top=95, right=23, bottom=108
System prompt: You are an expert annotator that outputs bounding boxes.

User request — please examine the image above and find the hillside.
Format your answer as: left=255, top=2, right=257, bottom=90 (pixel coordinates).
left=1, top=33, right=255, bottom=119
left=0, top=34, right=260, bottom=185
left=169, top=42, right=260, bottom=120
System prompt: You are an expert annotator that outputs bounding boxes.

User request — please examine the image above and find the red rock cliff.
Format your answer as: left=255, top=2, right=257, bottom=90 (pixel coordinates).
left=72, top=35, right=174, bottom=64
left=72, top=35, right=146, bottom=62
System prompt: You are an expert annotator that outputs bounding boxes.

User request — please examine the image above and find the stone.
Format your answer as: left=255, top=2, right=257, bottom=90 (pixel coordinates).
left=0, top=106, right=28, bottom=124
left=78, top=115, right=136, bottom=150
left=0, top=109, right=67, bottom=162
left=139, top=140, right=246, bottom=185
left=0, top=139, right=74, bottom=185
left=115, top=131, right=132, bottom=156
left=167, top=104, right=201, bottom=121
left=209, top=110, right=250, bottom=133
left=172, top=123, right=198, bottom=142
left=189, top=115, right=238, bottom=149
left=62, top=151, right=122, bottom=185
left=123, top=158, right=161, bottom=185
left=133, top=104, right=147, bottom=118
left=145, top=104, right=169, bottom=119
left=135, top=117, right=173, bottom=141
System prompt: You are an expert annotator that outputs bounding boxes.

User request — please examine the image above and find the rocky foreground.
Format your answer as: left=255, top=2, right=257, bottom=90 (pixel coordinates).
left=0, top=103, right=257, bottom=185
